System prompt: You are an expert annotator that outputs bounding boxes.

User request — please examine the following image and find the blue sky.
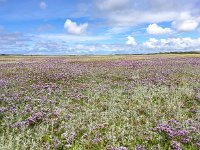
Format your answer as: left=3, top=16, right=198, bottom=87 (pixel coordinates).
left=0, top=0, right=200, bottom=54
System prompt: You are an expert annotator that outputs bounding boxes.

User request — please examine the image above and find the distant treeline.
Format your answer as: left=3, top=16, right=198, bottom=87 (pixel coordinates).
left=115, top=51, right=200, bottom=55
left=159, top=51, right=200, bottom=54
left=1, top=51, right=200, bottom=56
left=0, top=54, right=24, bottom=56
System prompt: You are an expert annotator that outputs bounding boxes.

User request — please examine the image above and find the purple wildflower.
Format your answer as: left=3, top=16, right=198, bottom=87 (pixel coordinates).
left=92, top=137, right=102, bottom=143
left=195, top=93, right=200, bottom=101
left=0, top=107, right=7, bottom=113
left=171, top=141, right=182, bottom=150
left=181, top=137, right=191, bottom=144
left=136, top=144, right=146, bottom=150
left=53, top=138, right=60, bottom=149
left=196, top=142, right=200, bottom=148
left=174, top=130, right=189, bottom=136
left=107, top=145, right=128, bottom=150
left=190, top=109, right=197, bottom=114
left=168, top=119, right=178, bottom=125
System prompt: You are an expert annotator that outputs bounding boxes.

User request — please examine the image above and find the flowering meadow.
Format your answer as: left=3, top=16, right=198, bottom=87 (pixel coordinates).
left=0, top=54, right=200, bottom=150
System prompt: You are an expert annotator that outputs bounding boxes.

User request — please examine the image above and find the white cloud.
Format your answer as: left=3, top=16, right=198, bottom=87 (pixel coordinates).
left=107, top=27, right=130, bottom=35
left=0, top=31, right=32, bottom=54
left=73, top=43, right=139, bottom=54
left=171, top=12, right=199, bottom=32
left=75, top=44, right=97, bottom=52
left=1, top=31, right=200, bottom=54
left=32, top=41, right=69, bottom=54
left=172, top=19, right=199, bottom=32
left=0, top=32, right=28, bottom=44
left=143, top=38, right=158, bottom=48
left=143, top=37, right=200, bottom=50
left=37, top=34, right=110, bottom=42
left=96, top=0, right=130, bottom=10
left=64, top=19, right=88, bottom=35
left=30, top=35, right=200, bottom=54
left=147, top=24, right=173, bottom=35
left=93, top=0, right=199, bottom=26
left=106, top=11, right=178, bottom=26
left=40, top=1, right=47, bottom=10
left=126, top=36, right=137, bottom=46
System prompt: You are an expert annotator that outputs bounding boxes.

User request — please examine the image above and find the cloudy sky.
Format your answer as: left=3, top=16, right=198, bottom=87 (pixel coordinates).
left=0, top=0, right=200, bottom=55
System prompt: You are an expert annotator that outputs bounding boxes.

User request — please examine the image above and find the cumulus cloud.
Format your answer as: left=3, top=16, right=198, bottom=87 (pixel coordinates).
left=126, top=36, right=137, bottom=46
left=172, top=19, right=199, bottom=32
left=143, top=38, right=158, bottom=48
left=64, top=19, right=88, bottom=35
left=147, top=24, right=173, bottom=35
left=40, top=1, right=47, bottom=10
left=171, top=12, right=199, bottom=32
left=143, top=37, right=200, bottom=50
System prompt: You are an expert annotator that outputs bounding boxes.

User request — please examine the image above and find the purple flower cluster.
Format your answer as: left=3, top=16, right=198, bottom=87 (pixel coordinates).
left=53, top=137, right=61, bottom=149
left=153, top=123, right=175, bottom=138
left=26, top=111, right=45, bottom=125
left=14, top=111, right=45, bottom=128
left=107, top=145, right=128, bottom=150
left=136, top=144, right=147, bottom=150
left=153, top=120, right=195, bottom=138
left=181, top=137, right=191, bottom=144
left=92, top=137, right=102, bottom=143
left=0, top=107, right=7, bottom=113
left=171, top=141, right=182, bottom=150
left=153, top=119, right=200, bottom=149
left=195, top=93, right=200, bottom=101
left=61, top=131, right=76, bottom=144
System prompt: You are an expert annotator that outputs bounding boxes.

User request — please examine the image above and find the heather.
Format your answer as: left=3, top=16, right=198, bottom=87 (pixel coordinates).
left=0, top=54, right=200, bottom=150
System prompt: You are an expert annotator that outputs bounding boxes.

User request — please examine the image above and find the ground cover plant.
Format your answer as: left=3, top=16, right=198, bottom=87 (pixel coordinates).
left=0, top=54, right=200, bottom=150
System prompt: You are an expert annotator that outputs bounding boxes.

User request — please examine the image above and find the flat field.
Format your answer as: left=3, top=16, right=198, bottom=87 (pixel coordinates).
left=0, top=54, right=200, bottom=150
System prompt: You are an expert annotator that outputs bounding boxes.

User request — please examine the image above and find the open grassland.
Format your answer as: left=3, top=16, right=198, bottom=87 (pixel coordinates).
left=0, top=54, right=200, bottom=150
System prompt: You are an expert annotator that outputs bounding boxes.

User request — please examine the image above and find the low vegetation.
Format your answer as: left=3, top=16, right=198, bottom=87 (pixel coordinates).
left=0, top=54, right=200, bottom=149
